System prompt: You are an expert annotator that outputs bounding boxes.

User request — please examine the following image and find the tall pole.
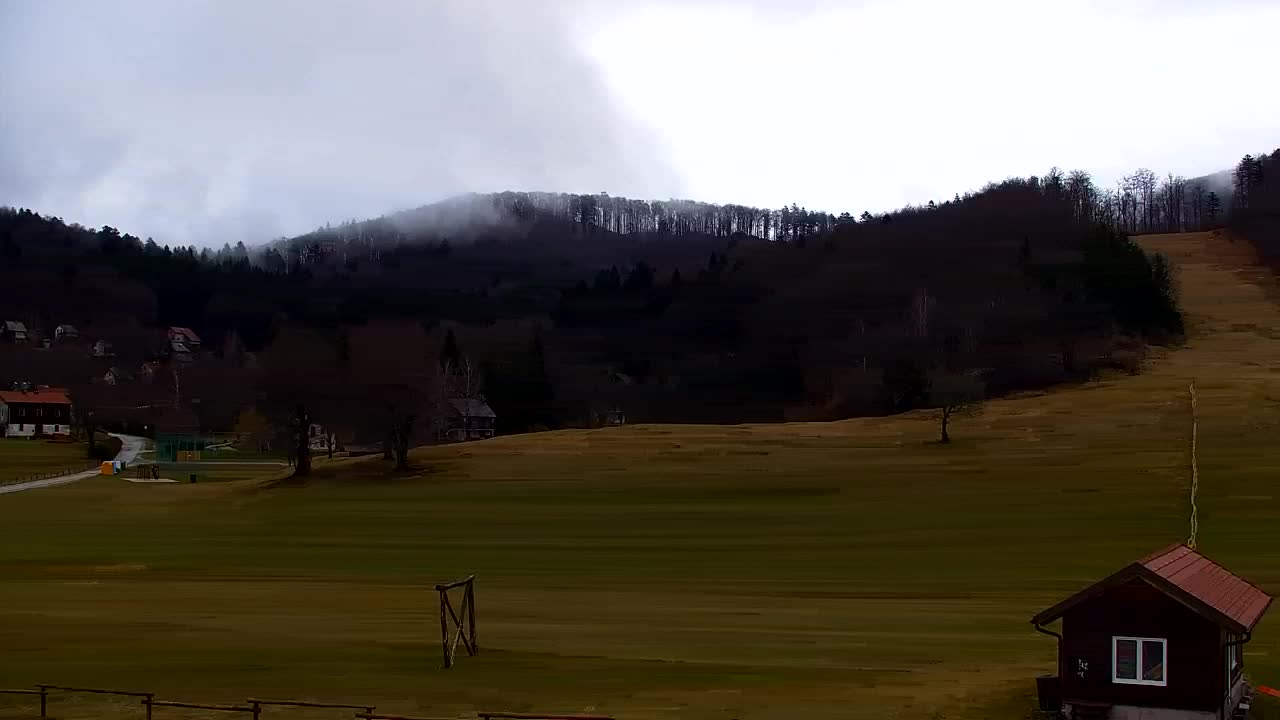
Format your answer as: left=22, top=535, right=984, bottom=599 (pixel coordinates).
left=1188, top=381, right=1199, bottom=549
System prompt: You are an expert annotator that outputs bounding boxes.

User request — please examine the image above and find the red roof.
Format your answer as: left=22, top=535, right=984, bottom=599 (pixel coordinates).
left=0, top=389, right=72, bottom=405
left=1033, top=543, right=1273, bottom=632
left=170, top=326, right=201, bottom=343
left=1142, top=544, right=1272, bottom=632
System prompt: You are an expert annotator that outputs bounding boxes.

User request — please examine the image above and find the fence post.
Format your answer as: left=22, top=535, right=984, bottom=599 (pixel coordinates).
left=251, top=701, right=260, bottom=720
left=145, top=693, right=154, bottom=720
left=439, top=587, right=450, bottom=668
left=39, top=687, right=47, bottom=719
left=468, top=579, right=477, bottom=656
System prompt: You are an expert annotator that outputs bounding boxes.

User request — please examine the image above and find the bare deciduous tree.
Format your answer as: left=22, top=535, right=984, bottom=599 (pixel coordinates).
left=346, top=321, right=444, bottom=471
left=928, top=370, right=985, bottom=444
left=259, top=327, right=344, bottom=477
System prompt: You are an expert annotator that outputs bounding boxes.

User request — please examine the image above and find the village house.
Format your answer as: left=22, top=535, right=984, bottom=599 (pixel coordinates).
left=92, top=340, right=114, bottom=358
left=103, top=366, right=135, bottom=385
left=1032, top=544, right=1272, bottom=720
left=308, top=423, right=339, bottom=452
left=140, top=361, right=162, bottom=383
left=0, top=387, right=73, bottom=437
left=169, top=327, right=202, bottom=353
left=54, top=324, right=80, bottom=342
left=440, top=397, right=497, bottom=442
left=3, top=320, right=29, bottom=344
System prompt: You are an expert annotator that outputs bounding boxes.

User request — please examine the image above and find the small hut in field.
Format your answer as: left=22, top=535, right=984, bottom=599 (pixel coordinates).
left=1031, top=544, right=1271, bottom=720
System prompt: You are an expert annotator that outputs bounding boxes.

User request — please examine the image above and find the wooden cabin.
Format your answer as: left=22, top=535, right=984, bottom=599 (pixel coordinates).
left=2, top=320, right=29, bottom=344
left=440, top=397, right=496, bottom=442
left=1032, top=544, right=1272, bottom=720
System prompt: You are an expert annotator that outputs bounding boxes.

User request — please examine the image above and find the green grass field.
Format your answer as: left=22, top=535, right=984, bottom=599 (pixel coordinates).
left=150, top=461, right=291, bottom=484
left=0, top=438, right=91, bottom=485
left=0, top=232, right=1278, bottom=720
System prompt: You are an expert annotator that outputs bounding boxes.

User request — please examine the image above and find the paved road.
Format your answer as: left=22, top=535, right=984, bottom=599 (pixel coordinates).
left=0, top=433, right=145, bottom=495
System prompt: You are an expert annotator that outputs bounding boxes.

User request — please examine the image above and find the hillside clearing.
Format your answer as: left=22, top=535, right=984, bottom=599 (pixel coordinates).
left=0, top=232, right=1277, bottom=720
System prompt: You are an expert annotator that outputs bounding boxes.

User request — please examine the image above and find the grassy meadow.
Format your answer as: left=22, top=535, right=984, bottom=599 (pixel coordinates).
left=1, top=232, right=1278, bottom=720
left=0, top=438, right=91, bottom=485
left=150, top=461, right=291, bottom=484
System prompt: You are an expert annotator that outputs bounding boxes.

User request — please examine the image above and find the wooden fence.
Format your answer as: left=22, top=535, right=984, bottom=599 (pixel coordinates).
left=250, top=698, right=375, bottom=716
left=355, top=707, right=460, bottom=712
left=436, top=575, right=477, bottom=669
left=479, top=714, right=615, bottom=720
left=0, top=684, right=614, bottom=720
left=0, top=689, right=45, bottom=718
left=148, top=699, right=258, bottom=720
left=35, top=684, right=155, bottom=720
left=0, top=463, right=99, bottom=487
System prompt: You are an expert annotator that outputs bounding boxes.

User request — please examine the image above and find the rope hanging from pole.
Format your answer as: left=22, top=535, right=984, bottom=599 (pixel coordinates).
left=1188, top=381, right=1199, bottom=550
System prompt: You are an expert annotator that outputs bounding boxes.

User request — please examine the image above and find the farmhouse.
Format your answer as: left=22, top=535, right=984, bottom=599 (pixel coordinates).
left=168, top=327, right=202, bottom=352
left=440, top=397, right=497, bottom=441
left=103, top=366, right=135, bottom=385
left=1032, top=544, right=1272, bottom=720
left=55, top=324, right=80, bottom=341
left=308, top=422, right=339, bottom=452
left=0, top=388, right=73, bottom=437
left=3, top=320, right=29, bottom=343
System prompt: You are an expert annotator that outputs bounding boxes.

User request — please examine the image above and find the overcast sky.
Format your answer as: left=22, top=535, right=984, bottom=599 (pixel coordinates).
left=2, top=0, right=1278, bottom=247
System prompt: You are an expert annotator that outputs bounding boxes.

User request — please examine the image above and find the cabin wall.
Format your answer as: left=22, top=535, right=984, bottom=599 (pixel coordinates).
left=1061, top=579, right=1222, bottom=713
left=1221, top=627, right=1246, bottom=719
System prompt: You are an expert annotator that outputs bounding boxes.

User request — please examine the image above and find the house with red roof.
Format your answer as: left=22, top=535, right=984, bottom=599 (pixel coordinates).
left=0, top=388, right=73, bottom=437
left=1032, top=544, right=1272, bottom=720
left=168, top=327, right=202, bottom=350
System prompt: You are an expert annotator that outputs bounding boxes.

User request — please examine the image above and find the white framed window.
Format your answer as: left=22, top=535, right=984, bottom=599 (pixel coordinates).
left=1113, top=636, right=1167, bottom=686
left=1228, top=635, right=1243, bottom=679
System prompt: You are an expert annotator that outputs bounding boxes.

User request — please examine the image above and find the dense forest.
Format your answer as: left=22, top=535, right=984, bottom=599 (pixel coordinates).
left=1227, top=149, right=1280, bottom=264
left=2, top=164, right=1185, bottom=446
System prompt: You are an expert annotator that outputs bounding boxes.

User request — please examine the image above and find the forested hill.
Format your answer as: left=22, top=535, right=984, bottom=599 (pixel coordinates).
left=1226, top=149, right=1280, bottom=264
left=1, top=169, right=1182, bottom=431
left=285, top=191, right=852, bottom=250
left=259, top=192, right=850, bottom=294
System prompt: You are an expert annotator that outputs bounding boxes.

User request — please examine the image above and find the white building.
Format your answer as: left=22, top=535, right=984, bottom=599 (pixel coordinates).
left=0, top=389, right=73, bottom=437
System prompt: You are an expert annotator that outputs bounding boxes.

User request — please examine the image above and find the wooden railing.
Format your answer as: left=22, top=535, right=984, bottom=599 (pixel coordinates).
left=1, top=684, right=615, bottom=720
left=355, top=707, right=460, bottom=712
left=251, top=698, right=376, bottom=715
left=481, top=707, right=619, bottom=712
left=147, top=699, right=259, bottom=720
left=32, top=685, right=156, bottom=720
left=0, top=463, right=100, bottom=486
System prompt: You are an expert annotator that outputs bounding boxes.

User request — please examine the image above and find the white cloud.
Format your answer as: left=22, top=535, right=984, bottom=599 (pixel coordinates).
left=0, top=0, right=681, bottom=245
left=0, top=0, right=1276, bottom=244
left=582, top=0, right=1280, bottom=213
